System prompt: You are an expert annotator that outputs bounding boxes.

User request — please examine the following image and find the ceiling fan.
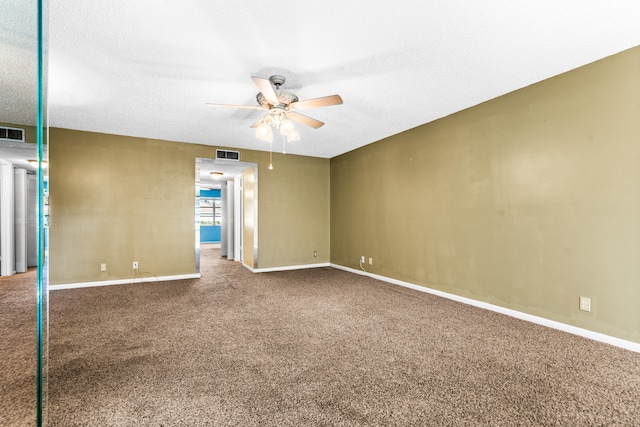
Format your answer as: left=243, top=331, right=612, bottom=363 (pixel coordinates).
left=207, top=75, right=343, bottom=142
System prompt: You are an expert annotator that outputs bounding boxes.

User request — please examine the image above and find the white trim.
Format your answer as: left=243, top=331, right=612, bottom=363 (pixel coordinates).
left=330, top=263, right=640, bottom=353
left=244, top=262, right=331, bottom=273
left=49, top=273, right=201, bottom=290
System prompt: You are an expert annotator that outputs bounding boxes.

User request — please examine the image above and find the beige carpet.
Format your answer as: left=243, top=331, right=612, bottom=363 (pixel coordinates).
left=0, top=268, right=37, bottom=427
left=7, top=247, right=640, bottom=426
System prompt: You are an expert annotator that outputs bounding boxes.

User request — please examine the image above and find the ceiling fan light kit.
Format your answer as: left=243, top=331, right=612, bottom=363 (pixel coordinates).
left=255, top=121, right=273, bottom=142
left=208, top=74, right=342, bottom=169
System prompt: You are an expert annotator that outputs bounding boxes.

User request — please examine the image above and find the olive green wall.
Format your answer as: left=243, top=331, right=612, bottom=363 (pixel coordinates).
left=258, top=151, right=331, bottom=266
left=330, top=46, right=640, bottom=343
left=49, top=128, right=329, bottom=284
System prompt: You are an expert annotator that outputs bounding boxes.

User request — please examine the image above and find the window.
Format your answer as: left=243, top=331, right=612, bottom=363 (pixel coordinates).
left=199, top=198, right=222, bottom=225
left=214, top=199, right=222, bottom=225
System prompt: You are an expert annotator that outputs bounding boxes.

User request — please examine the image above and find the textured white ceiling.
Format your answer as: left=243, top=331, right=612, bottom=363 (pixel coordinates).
left=198, top=158, right=255, bottom=189
left=0, top=0, right=38, bottom=127
left=3, top=1, right=640, bottom=159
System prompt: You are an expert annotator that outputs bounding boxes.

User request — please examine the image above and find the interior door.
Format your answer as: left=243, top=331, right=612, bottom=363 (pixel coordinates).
left=14, top=168, right=27, bottom=273
left=27, top=173, right=37, bottom=267
left=242, top=167, right=256, bottom=268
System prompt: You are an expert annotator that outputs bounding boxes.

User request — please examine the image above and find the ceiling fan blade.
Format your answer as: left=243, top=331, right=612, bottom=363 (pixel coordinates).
left=249, top=118, right=264, bottom=128
left=289, top=94, right=343, bottom=110
left=251, top=76, right=279, bottom=105
left=288, top=112, right=324, bottom=129
left=206, top=103, right=265, bottom=111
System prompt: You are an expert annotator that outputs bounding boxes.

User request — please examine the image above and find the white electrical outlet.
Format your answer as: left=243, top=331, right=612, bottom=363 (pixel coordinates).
left=133, top=261, right=139, bottom=270
left=369, top=257, right=373, bottom=265
left=314, top=251, right=317, bottom=257
left=100, top=263, right=107, bottom=272
left=579, top=296, right=591, bottom=312
left=360, top=256, right=365, bottom=263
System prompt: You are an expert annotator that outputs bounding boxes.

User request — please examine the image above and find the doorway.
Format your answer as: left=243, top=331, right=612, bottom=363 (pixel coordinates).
left=195, top=158, right=258, bottom=274
left=0, top=147, right=41, bottom=276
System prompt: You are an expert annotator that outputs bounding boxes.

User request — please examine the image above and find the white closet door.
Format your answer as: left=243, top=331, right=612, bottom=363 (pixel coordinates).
left=220, top=185, right=227, bottom=257
left=226, top=181, right=234, bottom=260
left=234, top=176, right=242, bottom=262
left=27, top=173, right=38, bottom=267
left=14, top=168, right=27, bottom=273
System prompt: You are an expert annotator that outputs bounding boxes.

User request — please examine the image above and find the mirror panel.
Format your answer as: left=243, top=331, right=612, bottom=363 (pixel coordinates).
left=0, top=0, right=48, bottom=425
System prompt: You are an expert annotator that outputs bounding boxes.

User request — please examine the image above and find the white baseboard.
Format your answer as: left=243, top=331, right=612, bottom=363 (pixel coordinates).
left=244, top=262, right=331, bottom=273
left=49, top=273, right=201, bottom=290
left=330, top=263, right=640, bottom=353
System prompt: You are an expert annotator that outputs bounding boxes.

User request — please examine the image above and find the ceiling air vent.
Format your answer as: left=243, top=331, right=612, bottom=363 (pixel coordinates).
left=0, top=126, right=25, bottom=142
left=216, top=149, right=240, bottom=161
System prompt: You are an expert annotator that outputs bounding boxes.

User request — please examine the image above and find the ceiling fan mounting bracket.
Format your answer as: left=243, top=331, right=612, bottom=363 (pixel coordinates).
left=269, top=74, right=286, bottom=88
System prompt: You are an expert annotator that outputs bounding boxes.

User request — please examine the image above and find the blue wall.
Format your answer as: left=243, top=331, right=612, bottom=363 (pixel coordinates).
left=201, top=225, right=221, bottom=243
left=200, top=189, right=220, bottom=198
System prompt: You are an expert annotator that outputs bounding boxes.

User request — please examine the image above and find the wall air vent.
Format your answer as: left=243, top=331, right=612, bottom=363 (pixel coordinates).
left=216, top=149, right=240, bottom=161
left=0, top=126, right=25, bottom=142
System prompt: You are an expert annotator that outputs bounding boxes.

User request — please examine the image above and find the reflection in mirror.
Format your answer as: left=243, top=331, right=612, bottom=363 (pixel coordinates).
left=0, top=1, right=48, bottom=426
